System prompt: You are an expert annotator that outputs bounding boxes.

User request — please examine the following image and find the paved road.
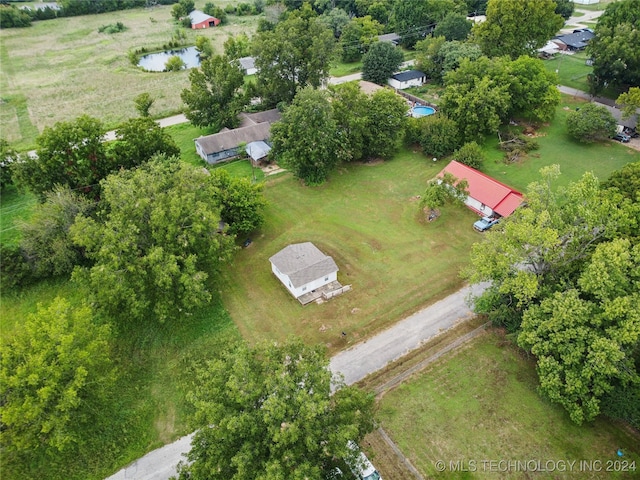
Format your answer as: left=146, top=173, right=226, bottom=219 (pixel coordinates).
left=105, top=282, right=488, bottom=480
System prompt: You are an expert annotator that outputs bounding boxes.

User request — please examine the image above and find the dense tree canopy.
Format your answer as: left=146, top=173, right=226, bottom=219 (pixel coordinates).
left=71, top=157, right=236, bottom=323
left=616, top=87, right=640, bottom=119
left=18, top=186, right=93, bottom=279
left=208, top=169, right=268, bottom=235
left=554, top=0, right=574, bottom=21
left=465, top=166, right=640, bottom=424
left=601, top=161, right=640, bottom=202
left=328, top=82, right=370, bottom=162
left=252, top=4, right=336, bottom=106
left=587, top=0, right=640, bottom=91
left=109, top=117, right=180, bottom=170
left=566, top=103, right=617, bottom=143
left=340, top=15, right=384, bottom=62
left=271, top=88, right=344, bottom=185
left=12, top=115, right=108, bottom=199
left=361, top=40, right=403, bottom=86
left=472, top=0, right=563, bottom=59
left=432, top=12, right=472, bottom=41
left=415, top=37, right=482, bottom=83
left=0, top=298, right=114, bottom=453
left=392, top=0, right=461, bottom=48
left=181, top=54, right=248, bottom=129
left=175, top=339, right=376, bottom=480
left=363, top=88, right=408, bottom=159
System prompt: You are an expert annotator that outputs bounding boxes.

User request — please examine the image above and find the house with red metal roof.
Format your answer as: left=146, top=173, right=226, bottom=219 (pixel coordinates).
left=438, top=160, right=524, bottom=218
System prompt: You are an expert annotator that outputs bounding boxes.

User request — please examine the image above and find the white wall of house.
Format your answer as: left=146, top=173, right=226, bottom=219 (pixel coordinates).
left=465, top=196, right=494, bottom=216
left=388, top=77, right=425, bottom=90
left=245, top=66, right=257, bottom=75
left=271, top=264, right=337, bottom=298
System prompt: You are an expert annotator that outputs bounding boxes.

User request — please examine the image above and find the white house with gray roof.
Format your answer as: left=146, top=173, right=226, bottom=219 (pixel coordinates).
left=269, top=243, right=339, bottom=300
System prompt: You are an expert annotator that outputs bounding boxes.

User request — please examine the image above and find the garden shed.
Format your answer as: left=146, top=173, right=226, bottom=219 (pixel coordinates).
left=388, top=70, right=427, bottom=90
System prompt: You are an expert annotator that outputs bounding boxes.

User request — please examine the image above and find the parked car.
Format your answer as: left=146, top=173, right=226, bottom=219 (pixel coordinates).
left=473, top=216, right=500, bottom=232
left=346, top=442, right=382, bottom=480
left=613, top=132, right=631, bottom=143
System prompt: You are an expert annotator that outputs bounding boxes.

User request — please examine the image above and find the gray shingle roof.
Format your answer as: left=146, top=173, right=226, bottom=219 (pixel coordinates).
left=195, top=109, right=281, bottom=155
left=189, top=10, right=215, bottom=25
left=391, top=70, right=426, bottom=82
left=238, top=56, right=256, bottom=71
left=269, top=243, right=339, bottom=288
left=554, top=30, right=594, bottom=49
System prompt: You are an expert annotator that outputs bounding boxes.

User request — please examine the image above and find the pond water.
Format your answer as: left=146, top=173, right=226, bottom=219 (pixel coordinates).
left=138, top=46, right=200, bottom=72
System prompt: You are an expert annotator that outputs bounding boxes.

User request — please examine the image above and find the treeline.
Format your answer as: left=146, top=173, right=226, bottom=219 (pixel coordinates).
left=0, top=0, right=178, bottom=28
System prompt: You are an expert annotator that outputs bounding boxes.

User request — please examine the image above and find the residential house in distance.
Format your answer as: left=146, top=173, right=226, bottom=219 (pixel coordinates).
left=194, top=109, right=281, bottom=164
left=238, top=56, right=257, bottom=75
left=270, top=243, right=348, bottom=305
left=439, top=160, right=524, bottom=218
left=388, top=70, right=427, bottom=90
left=552, top=29, right=594, bottom=51
left=189, top=10, right=220, bottom=29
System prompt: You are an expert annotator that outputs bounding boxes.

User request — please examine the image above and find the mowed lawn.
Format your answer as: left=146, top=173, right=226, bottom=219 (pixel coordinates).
left=481, top=96, right=640, bottom=192
left=377, top=330, right=640, bottom=480
left=0, top=1, right=259, bottom=149
left=219, top=150, right=480, bottom=353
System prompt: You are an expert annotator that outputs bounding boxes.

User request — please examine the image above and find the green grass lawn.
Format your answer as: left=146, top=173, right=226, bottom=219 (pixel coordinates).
left=480, top=96, right=640, bottom=192
left=219, top=149, right=480, bottom=353
left=377, top=330, right=640, bottom=479
left=330, top=59, right=364, bottom=77
left=0, top=186, right=36, bottom=246
left=543, top=52, right=592, bottom=92
left=0, top=1, right=260, bottom=150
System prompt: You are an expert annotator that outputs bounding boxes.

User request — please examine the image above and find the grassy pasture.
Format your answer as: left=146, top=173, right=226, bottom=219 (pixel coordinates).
left=0, top=2, right=260, bottom=149
left=219, top=149, right=480, bottom=353
left=377, top=330, right=640, bottom=479
left=481, top=97, right=640, bottom=191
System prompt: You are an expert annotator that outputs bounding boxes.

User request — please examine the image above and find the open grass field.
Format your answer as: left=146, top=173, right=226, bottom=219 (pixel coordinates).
left=377, top=329, right=640, bottom=479
left=481, top=96, right=640, bottom=192
left=219, top=149, right=480, bottom=353
left=0, top=1, right=260, bottom=150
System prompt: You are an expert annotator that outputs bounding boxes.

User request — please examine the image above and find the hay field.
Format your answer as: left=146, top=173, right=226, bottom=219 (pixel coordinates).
left=0, top=2, right=259, bottom=148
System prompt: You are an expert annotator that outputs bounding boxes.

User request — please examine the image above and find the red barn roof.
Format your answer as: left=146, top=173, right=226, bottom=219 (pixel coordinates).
left=439, top=160, right=523, bottom=217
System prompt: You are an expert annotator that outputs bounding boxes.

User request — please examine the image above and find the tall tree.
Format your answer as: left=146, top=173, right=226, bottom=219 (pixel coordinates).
left=271, top=88, right=345, bottom=185
left=109, top=117, right=180, bottom=170
left=340, top=15, right=384, bottom=62
left=554, top=0, right=574, bottom=21
left=12, top=115, right=108, bottom=199
left=415, top=38, right=482, bottom=83
left=329, top=82, right=370, bottom=162
left=518, top=240, right=640, bottom=425
left=252, top=4, right=336, bottom=106
left=71, top=157, right=236, bottom=323
left=0, top=298, right=114, bottom=453
left=175, top=339, right=376, bottom=480
left=616, top=86, right=640, bottom=119
left=361, top=40, right=404, bottom=86
left=223, top=33, right=251, bottom=60
left=601, top=161, right=640, bottom=202
left=208, top=169, right=268, bottom=235
left=363, top=88, right=408, bottom=159
left=432, top=12, right=472, bottom=41
left=472, top=0, right=564, bottom=59
left=507, top=56, right=560, bottom=123
left=464, top=167, right=640, bottom=424
left=417, top=114, right=461, bottom=158
left=181, top=54, right=248, bottom=129
left=18, top=186, right=93, bottom=279
left=587, top=0, right=640, bottom=92
left=566, top=103, right=617, bottom=143
left=392, top=0, right=460, bottom=48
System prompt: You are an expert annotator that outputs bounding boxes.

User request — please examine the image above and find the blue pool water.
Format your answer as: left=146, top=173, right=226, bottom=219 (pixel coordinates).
left=411, top=105, right=436, bottom=117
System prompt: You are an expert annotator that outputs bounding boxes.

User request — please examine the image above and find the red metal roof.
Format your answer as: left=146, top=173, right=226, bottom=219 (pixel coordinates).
left=439, top=161, right=523, bottom=217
